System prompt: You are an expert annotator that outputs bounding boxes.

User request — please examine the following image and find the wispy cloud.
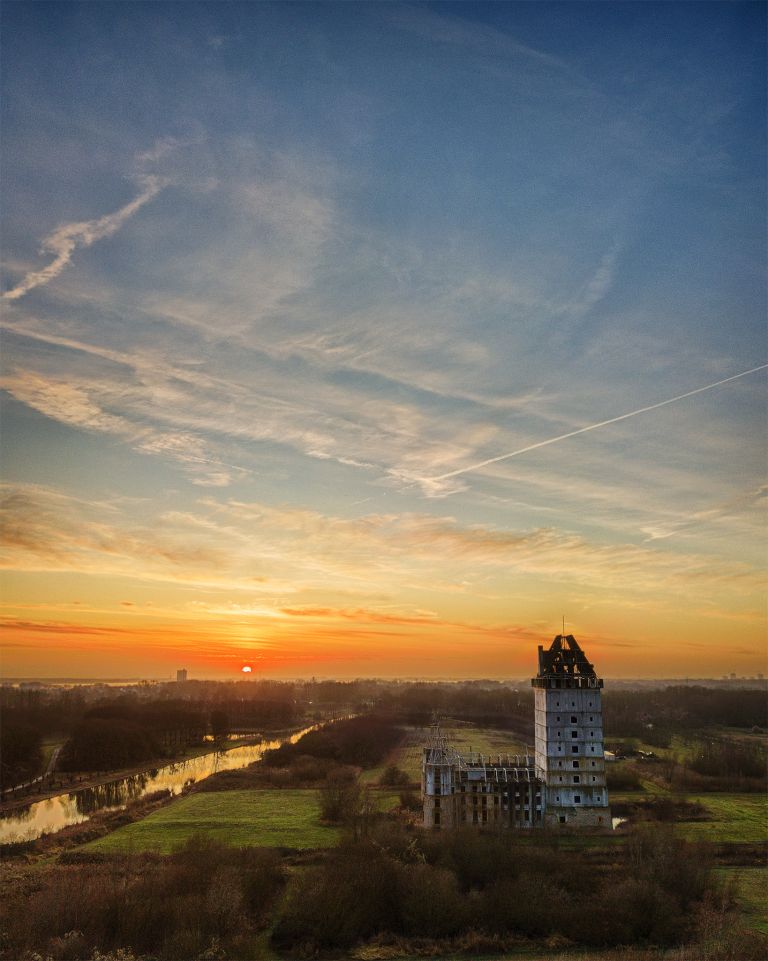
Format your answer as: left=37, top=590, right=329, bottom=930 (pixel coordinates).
left=413, top=364, right=768, bottom=491
left=3, top=175, right=167, bottom=301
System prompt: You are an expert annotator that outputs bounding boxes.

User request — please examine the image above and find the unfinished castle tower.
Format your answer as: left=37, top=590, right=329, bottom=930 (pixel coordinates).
left=532, top=634, right=610, bottom=827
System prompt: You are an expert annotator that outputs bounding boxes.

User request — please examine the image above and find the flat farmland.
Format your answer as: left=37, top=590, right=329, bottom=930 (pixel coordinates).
left=85, top=789, right=341, bottom=853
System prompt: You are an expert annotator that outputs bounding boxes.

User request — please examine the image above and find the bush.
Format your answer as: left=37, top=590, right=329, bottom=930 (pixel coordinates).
left=379, top=765, right=411, bottom=787
left=319, top=771, right=361, bottom=823
left=606, top=763, right=643, bottom=791
left=264, top=716, right=403, bottom=769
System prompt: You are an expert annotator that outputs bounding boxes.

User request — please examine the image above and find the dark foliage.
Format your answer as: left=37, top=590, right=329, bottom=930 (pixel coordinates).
left=56, top=700, right=208, bottom=772
left=379, top=764, right=411, bottom=786
left=271, top=822, right=720, bottom=955
left=318, top=771, right=362, bottom=823
left=606, top=763, right=644, bottom=791
left=0, top=837, right=283, bottom=961
left=194, top=755, right=358, bottom=791
left=0, top=718, right=42, bottom=789
left=263, top=715, right=403, bottom=769
left=603, top=687, right=768, bottom=737
left=689, top=737, right=766, bottom=780
left=58, top=718, right=161, bottom=772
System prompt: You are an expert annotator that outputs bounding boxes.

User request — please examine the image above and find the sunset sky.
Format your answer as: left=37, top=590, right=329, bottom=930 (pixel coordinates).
left=2, top=2, right=766, bottom=680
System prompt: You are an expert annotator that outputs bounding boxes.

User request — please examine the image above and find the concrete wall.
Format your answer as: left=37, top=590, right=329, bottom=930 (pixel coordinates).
left=534, top=682, right=610, bottom=823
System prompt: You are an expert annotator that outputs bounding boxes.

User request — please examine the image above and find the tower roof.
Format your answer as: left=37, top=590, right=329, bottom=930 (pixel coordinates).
left=536, top=634, right=598, bottom=680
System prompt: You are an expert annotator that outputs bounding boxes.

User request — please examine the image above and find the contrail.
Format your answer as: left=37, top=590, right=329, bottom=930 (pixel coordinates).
left=430, top=364, right=768, bottom=482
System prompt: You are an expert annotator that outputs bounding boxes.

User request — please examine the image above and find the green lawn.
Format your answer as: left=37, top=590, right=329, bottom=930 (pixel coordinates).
left=718, top=867, right=768, bottom=933
left=610, top=787, right=766, bottom=843
left=675, top=794, right=768, bottom=843
left=85, top=790, right=342, bottom=853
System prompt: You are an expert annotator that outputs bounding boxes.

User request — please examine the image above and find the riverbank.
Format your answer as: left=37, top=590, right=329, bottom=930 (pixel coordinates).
left=0, top=726, right=308, bottom=814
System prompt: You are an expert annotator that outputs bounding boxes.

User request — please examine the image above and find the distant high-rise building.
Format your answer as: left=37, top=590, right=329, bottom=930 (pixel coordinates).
left=176, top=669, right=188, bottom=683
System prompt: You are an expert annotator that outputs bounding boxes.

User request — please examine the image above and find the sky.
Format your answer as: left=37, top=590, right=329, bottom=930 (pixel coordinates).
left=1, top=1, right=766, bottom=680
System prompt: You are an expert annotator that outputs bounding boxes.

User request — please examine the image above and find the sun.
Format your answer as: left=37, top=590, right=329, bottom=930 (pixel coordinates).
left=241, top=665, right=252, bottom=673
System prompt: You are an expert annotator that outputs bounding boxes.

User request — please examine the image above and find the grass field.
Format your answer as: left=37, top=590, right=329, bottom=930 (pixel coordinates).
left=441, top=722, right=529, bottom=760
left=85, top=790, right=341, bottom=853
left=675, top=794, right=768, bottom=843
left=718, top=867, right=768, bottom=934
left=362, top=723, right=528, bottom=787
left=610, top=787, right=766, bottom=843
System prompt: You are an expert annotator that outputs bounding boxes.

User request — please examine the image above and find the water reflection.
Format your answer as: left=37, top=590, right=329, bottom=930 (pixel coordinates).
left=0, top=723, right=322, bottom=845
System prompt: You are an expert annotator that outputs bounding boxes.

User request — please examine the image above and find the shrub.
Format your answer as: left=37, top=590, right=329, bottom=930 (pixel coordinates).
left=606, top=763, right=643, bottom=791
left=379, top=765, right=411, bottom=787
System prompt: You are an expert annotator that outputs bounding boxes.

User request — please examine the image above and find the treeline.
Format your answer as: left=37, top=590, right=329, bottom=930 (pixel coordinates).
left=0, top=719, right=42, bottom=790
left=603, top=686, right=767, bottom=742
left=57, top=699, right=208, bottom=772
left=263, top=715, right=403, bottom=769
left=0, top=684, right=302, bottom=783
left=666, top=737, right=767, bottom=793
left=375, top=683, right=534, bottom=736
left=1, top=688, right=86, bottom=789
left=689, top=737, right=766, bottom=779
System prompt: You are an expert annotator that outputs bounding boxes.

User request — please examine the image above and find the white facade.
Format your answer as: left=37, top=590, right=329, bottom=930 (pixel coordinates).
left=532, top=635, right=610, bottom=827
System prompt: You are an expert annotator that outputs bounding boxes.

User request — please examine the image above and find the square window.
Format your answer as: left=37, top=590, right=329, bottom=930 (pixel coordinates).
left=571, top=731, right=578, bottom=738
left=559, top=815, right=566, bottom=823
left=591, top=761, right=596, bottom=767
left=572, top=746, right=578, bottom=753
left=558, top=776, right=562, bottom=781
left=572, top=761, right=579, bottom=768
left=574, top=795, right=581, bottom=803
left=570, top=716, right=577, bottom=723
left=592, top=776, right=596, bottom=781
left=573, top=775, right=580, bottom=783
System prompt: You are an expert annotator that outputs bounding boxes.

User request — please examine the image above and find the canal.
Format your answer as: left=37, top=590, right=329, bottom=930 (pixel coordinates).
left=0, top=721, right=325, bottom=845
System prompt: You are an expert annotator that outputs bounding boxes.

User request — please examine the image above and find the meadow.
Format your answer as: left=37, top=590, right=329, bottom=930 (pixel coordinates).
left=361, top=722, right=528, bottom=786
left=86, top=789, right=342, bottom=853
